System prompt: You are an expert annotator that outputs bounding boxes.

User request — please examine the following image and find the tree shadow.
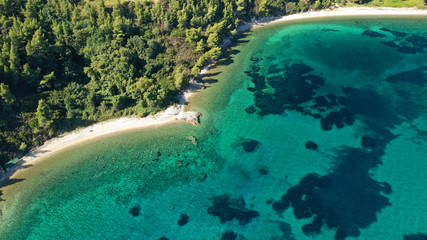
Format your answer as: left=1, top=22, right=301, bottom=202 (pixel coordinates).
left=201, top=71, right=222, bottom=78
left=209, top=32, right=251, bottom=71
left=203, top=78, right=219, bottom=84
left=0, top=164, right=32, bottom=201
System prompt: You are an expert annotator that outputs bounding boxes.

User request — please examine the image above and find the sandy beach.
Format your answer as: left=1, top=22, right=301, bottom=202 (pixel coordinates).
left=0, top=78, right=204, bottom=183
left=263, top=7, right=427, bottom=26
left=1, top=6, right=426, bottom=184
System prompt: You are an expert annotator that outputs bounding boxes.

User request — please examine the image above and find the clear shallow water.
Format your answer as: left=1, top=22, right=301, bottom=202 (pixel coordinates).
left=1, top=16, right=427, bottom=240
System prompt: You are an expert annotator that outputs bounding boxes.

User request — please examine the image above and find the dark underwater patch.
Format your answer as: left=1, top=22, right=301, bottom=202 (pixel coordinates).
left=380, top=33, right=427, bottom=54
left=273, top=146, right=392, bottom=240
left=362, top=30, right=386, bottom=38
left=177, top=213, right=189, bottom=226
left=246, top=61, right=326, bottom=116
left=320, top=109, right=355, bottom=130
left=385, top=66, right=427, bottom=86
left=269, top=222, right=295, bottom=240
left=259, top=167, right=268, bottom=175
left=242, top=140, right=259, bottom=152
left=207, top=194, right=259, bottom=225
left=305, top=141, right=318, bottom=150
left=379, top=27, right=408, bottom=37
left=221, top=230, right=238, bottom=240
left=361, top=136, right=377, bottom=148
left=321, top=28, right=340, bottom=32
left=129, top=206, right=140, bottom=217
left=246, top=56, right=427, bottom=138
left=404, top=233, right=427, bottom=240
left=245, top=105, right=256, bottom=114
left=277, top=222, right=295, bottom=240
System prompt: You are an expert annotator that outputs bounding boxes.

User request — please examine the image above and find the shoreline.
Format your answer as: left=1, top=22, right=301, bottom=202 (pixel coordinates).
left=258, top=7, right=427, bottom=26
left=0, top=79, right=204, bottom=185
left=236, top=7, right=427, bottom=33
left=1, top=6, right=426, bottom=186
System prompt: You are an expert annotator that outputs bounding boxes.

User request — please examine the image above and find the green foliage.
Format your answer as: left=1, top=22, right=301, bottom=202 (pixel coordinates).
left=36, top=99, right=53, bottom=128
left=39, top=72, right=56, bottom=91
left=0, top=83, right=16, bottom=104
left=0, top=0, right=405, bottom=168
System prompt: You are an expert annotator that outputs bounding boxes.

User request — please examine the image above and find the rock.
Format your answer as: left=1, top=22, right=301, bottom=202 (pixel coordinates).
left=242, top=140, right=259, bottom=152
left=207, top=194, right=259, bottom=225
left=177, top=111, right=202, bottom=125
left=177, top=214, right=189, bottom=226
left=129, top=206, right=140, bottom=217
left=305, top=141, right=318, bottom=150
left=164, top=105, right=181, bottom=115
left=157, top=237, right=169, bottom=240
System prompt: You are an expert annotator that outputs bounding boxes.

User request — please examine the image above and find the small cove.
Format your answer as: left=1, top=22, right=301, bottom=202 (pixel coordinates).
left=1, top=15, right=427, bottom=240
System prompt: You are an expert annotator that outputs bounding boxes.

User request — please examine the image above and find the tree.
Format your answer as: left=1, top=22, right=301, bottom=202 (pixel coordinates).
left=185, top=28, right=201, bottom=45
left=39, top=71, right=56, bottom=91
left=236, top=0, right=250, bottom=16
left=207, top=32, right=219, bottom=48
left=22, top=63, right=41, bottom=87
left=196, top=39, right=205, bottom=52
left=9, top=43, right=21, bottom=75
left=26, top=28, right=49, bottom=68
left=36, top=99, right=53, bottom=128
left=0, top=83, right=16, bottom=104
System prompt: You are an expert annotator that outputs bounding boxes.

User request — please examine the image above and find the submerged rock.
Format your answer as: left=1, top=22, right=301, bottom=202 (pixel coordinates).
left=207, top=194, right=259, bottom=225
left=379, top=27, right=407, bottom=37
left=129, top=206, right=140, bottom=217
left=362, top=30, right=386, bottom=38
left=242, top=140, right=259, bottom=152
left=177, top=214, right=189, bottom=226
left=221, top=230, right=238, bottom=240
left=305, top=141, right=318, bottom=150
left=404, top=233, right=427, bottom=240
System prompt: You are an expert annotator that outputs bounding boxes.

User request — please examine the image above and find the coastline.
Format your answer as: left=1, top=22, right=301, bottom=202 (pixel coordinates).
left=253, top=7, right=427, bottom=28
left=0, top=79, right=204, bottom=184
left=1, top=6, right=426, bottom=186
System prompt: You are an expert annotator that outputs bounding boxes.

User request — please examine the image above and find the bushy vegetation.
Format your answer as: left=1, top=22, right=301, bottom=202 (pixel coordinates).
left=1, top=0, right=422, bottom=168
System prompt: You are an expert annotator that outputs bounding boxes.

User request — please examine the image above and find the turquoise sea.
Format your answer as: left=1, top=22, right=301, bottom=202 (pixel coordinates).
left=1, top=16, right=427, bottom=240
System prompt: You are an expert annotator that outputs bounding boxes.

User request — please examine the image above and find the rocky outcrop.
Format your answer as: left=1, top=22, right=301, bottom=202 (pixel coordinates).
left=176, top=111, right=202, bottom=125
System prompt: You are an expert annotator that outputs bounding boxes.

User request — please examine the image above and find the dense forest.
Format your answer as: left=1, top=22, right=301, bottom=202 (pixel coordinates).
left=0, top=0, right=423, bottom=169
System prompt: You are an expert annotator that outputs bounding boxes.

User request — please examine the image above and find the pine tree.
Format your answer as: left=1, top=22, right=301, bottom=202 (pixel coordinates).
left=36, top=99, right=52, bottom=128
left=9, top=43, right=21, bottom=80
left=26, top=28, right=49, bottom=68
